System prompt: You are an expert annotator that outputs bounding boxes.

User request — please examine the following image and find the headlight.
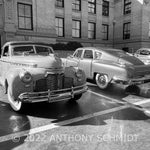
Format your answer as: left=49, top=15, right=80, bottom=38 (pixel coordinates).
left=76, top=69, right=83, bottom=78
left=75, top=69, right=84, bottom=82
left=20, top=71, right=32, bottom=83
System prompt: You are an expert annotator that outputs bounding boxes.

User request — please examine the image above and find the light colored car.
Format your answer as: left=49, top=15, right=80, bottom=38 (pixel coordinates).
left=134, top=48, right=150, bottom=65
left=62, top=47, right=150, bottom=90
left=0, top=41, right=87, bottom=112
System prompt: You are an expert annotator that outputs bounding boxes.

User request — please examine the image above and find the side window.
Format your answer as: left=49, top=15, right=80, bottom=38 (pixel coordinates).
left=73, top=50, right=83, bottom=58
left=3, top=46, right=9, bottom=56
left=83, top=50, right=93, bottom=59
left=140, top=50, right=150, bottom=55
left=136, top=50, right=140, bottom=54
left=95, top=51, right=102, bottom=59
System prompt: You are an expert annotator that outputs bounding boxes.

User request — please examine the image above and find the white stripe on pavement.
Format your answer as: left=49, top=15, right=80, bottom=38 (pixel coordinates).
left=0, top=105, right=130, bottom=143
left=88, top=90, right=126, bottom=104
left=1, top=91, right=150, bottom=143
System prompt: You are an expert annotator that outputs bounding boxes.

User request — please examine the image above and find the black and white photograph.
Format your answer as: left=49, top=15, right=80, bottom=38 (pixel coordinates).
left=1, top=0, right=150, bottom=149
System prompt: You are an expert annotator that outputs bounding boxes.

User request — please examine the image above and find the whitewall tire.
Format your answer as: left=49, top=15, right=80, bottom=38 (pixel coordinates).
left=7, top=88, right=23, bottom=112
left=95, top=74, right=109, bottom=89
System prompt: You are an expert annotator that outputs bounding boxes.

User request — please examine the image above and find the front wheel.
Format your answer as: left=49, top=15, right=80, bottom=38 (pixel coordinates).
left=95, top=74, right=109, bottom=89
left=7, top=88, right=23, bottom=112
left=70, top=94, right=82, bottom=102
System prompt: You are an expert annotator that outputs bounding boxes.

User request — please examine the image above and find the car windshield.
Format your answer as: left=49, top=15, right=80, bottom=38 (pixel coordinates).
left=12, top=45, right=53, bottom=56
left=35, top=46, right=53, bottom=56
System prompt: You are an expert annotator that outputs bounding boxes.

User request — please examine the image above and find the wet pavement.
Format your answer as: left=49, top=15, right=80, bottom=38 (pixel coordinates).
left=0, top=82, right=150, bottom=150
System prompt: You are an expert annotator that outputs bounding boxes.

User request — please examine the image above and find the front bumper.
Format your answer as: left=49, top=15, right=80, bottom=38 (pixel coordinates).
left=113, top=75, right=150, bottom=85
left=18, top=84, right=88, bottom=103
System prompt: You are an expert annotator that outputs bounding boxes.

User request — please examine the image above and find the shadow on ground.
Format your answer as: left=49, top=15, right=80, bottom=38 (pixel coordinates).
left=0, top=101, right=30, bottom=150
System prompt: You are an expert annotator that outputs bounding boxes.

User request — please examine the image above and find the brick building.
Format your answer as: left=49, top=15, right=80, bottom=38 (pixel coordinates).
left=0, top=0, right=150, bottom=52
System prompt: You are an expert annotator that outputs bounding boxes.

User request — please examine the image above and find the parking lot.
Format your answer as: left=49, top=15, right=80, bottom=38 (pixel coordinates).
left=1, top=82, right=150, bottom=150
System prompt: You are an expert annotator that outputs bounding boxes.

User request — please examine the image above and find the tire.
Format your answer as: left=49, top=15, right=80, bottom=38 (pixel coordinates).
left=70, top=94, right=82, bottom=101
left=7, top=88, right=24, bottom=112
left=95, top=73, right=109, bottom=89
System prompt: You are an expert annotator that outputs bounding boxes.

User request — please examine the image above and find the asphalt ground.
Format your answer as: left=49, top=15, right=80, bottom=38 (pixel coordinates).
left=0, top=82, right=150, bottom=150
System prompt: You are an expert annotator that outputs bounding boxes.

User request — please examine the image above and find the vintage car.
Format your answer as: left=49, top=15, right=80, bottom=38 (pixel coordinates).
left=62, top=47, right=150, bottom=90
left=134, top=48, right=150, bottom=65
left=0, top=41, right=87, bottom=112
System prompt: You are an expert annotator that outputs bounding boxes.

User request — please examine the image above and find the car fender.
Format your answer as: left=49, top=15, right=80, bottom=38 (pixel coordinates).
left=6, top=68, right=33, bottom=100
left=92, top=62, right=128, bottom=81
left=64, top=66, right=86, bottom=86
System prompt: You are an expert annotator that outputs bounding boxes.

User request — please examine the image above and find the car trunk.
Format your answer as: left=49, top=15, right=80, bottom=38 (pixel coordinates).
left=118, top=55, right=150, bottom=78
left=133, top=65, right=150, bottom=77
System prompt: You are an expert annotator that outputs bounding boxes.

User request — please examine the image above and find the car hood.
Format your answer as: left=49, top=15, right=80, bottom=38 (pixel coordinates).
left=10, top=54, right=63, bottom=69
left=118, top=55, right=144, bottom=66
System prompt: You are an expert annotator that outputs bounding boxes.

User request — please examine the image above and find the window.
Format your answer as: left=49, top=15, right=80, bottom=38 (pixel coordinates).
left=124, top=0, right=131, bottom=15
left=148, top=22, right=150, bottom=38
left=55, top=17, right=64, bottom=37
left=102, top=0, right=109, bottom=16
left=73, top=50, right=83, bottom=58
left=35, top=46, right=53, bottom=55
left=3, top=46, right=9, bottom=56
left=95, top=51, right=102, bottom=59
left=18, top=3, right=33, bottom=30
left=88, top=0, right=96, bottom=14
left=122, top=47, right=129, bottom=52
left=88, top=22, right=96, bottom=39
left=139, top=49, right=150, bottom=55
left=102, top=24, right=109, bottom=40
left=83, top=50, right=93, bottom=59
left=123, top=22, right=130, bottom=40
left=72, top=20, right=81, bottom=38
left=72, top=0, right=81, bottom=11
left=55, top=0, right=64, bottom=7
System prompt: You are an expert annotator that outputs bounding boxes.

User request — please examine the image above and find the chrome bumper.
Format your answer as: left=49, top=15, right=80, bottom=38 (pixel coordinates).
left=18, top=84, right=88, bottom=103
left=128, top=75, right=150, bottom=85
left=113, top=75, right=150, bottom=85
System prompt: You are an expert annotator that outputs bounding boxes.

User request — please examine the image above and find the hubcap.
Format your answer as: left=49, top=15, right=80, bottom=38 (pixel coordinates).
left=99, top=76, right=106, bottom=86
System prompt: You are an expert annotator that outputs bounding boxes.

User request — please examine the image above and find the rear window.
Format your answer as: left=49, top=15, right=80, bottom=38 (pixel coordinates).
left=139, top=49, right=150, bottom=55
left=105, top=50, right=127, bottom=57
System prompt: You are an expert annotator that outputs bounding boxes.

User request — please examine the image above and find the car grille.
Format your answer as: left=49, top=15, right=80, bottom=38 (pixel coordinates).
left=34, top=74, right=73, bottom=92
left=46, top=74, right=58, bottom=90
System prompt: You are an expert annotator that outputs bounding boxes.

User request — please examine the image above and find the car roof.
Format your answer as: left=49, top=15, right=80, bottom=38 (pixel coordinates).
left=79, top=47, right=123, bottom=52
left=138, top=48, right=150, bottom=51
left=3, top=41, right=52, bottom=47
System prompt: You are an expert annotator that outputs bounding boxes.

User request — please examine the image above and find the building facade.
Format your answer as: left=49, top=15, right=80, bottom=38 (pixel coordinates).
left=0, top=0, right=56, bottom=50
left=0, top=0, right=150, bottom=52
left=114, top=0, right=150, bottom=52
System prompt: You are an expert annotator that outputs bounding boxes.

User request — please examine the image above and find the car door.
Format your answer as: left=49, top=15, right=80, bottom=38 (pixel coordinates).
left=78, top=49, right=93, bottom=79
left=66, top=49, right=83, bottom=67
